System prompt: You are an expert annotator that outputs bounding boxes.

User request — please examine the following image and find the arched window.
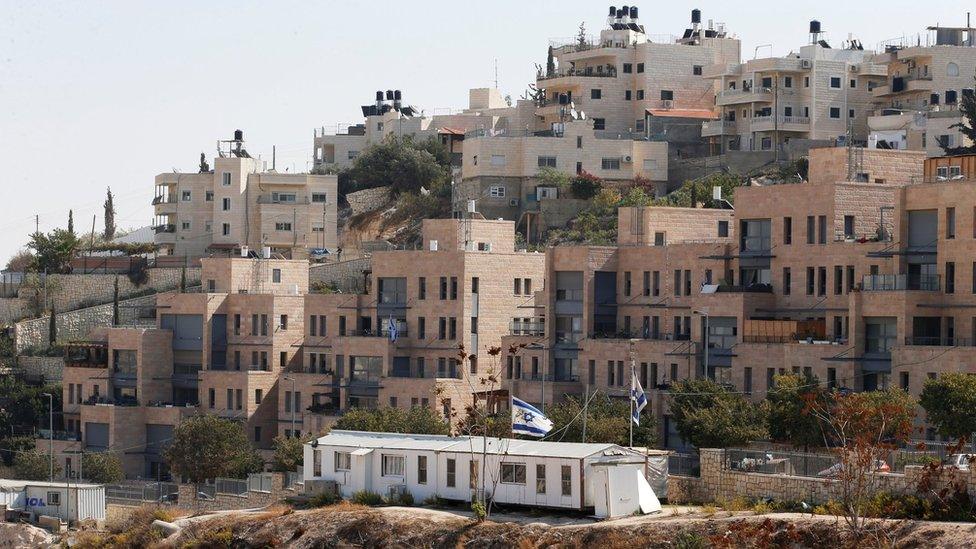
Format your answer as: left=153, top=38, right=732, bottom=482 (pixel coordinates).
left=947, top=62, right=960, bottom=77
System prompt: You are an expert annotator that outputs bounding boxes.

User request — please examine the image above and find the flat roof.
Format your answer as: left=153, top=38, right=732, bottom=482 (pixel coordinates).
left=0, top=479, right=103, bottom=491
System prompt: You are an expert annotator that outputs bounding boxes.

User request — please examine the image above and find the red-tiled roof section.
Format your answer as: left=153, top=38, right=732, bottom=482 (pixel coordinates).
left=437, top=127, right=465, bottom=136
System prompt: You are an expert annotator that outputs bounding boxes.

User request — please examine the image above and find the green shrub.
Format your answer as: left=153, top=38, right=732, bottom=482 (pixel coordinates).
left=674, top=530, right=708, bottom=549
left=471, top=500, right=487, bottom=522
left=309, top=491, right=340, bottom=507
left=385, top=490, right=414, bottom=507
left=351, top=490, right=383, bottom=506
left=751, top=501, right=773, bottom=515
left=421, top=495, right=449, bottom=507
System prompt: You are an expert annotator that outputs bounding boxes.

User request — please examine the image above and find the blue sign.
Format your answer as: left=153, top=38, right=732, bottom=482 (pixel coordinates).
left=26, top=497, right=46, bottom=507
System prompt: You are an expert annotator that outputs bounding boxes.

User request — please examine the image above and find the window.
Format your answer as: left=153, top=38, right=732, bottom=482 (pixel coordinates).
left=636, top=89, right=645, bottom=100
left=829, top=107, right=841, bottom=119
left=624, top=90, right=632, bottom=100
left=500, top=463, right=527, bottom=484
left=806, top=216, right=815, bottom=244
left=47, top=491, right=61, bottom=506
left=818, top=215, right=827, bottom=244
left=601, top=158, right=621, bottom=170
left=946, top=262, right=955, bottom=294
left=279, top=314, right=288, bottom=330
left=636, top=63, right=644, bottom=73
left=181, top=221, right=191, bottom=231
left=947, top=208, right=956, bottom=239
left=207, top=279, right=215, bottom=292
left=536, top=464, right=546, bottom=494
left=783, top=217, right=792, bottom=245
left=254, top=426, right=261, bottom=442
left=489, top=185, right=506, bottom=198
left=222, top=197, right=230, bottom=211
left=784, top=76, right=792, bottom=88
left=693, top=65, right=703, bottom=75
left=418, top=455, right=428, bottom=484
left=806, top=267, right=815, bottom=295
left=830, top=77, right=841, bottom=88
left=418, top=277, right=426, bottom=299
left=561, top=465, right=572, bottom=496
left=255, top=389, right=262, bottom=404
left=804, top=76, right=810, bottom=88
left=381, top=454, right=404, bottom=476
left=593, top=118, right=605, bottom=130
left=312, top=193, right=327, bottom=203
left=850, top=78, right=856, bottom=89
left=450, top=276, right=458, bottom=299
left=446, top=458, right=456, bottom=487
left=783, top=267, right=791, bottom=295
left=490, top=155, right=506, bottom=166
left=205, top=191, right=214, bottom=201
left=335, top=451, right=351, bottom=471
left=208, top=388, right=215, bottom=408
left=844, top=215, right=855, bottom=238
left=590, top=89, right=602, bottom=99
left=222, top=172, right=232, bottom=186
left=622, top=63, right=632, bottom=73
left=272, top=268, right=281, bottom=283
left=576, top=136, right=583, bottom=149
left=222, top=223, right=230, bottom=236
left=718, top=220, right=729, bottom=238
left=181, top=190, right=191, bottom=201
left=275, top=222, right=292, bottom=231
left=537, top=156, right=557, bottom=168
left=660, top=90, right=673, bottom=101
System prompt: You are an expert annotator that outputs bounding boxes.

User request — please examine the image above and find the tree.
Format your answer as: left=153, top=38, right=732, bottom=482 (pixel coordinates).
left=546, top=392, right=657, bottom=447
left=48, top=304, right=57, bottom=345
left=81, top=452, right=124, bottom=483
left=271, top=434, right=310, bottom=472
left=576, top=21, right=587, bottom=49
left=804, top=388, right=916, bottom=538
left=163, top=415, right=264, bottom=483
left=179, top=266, right=187, bottom=293
left=67, top=210, right=75, bottom=236
left=653, top=172, right=744, bottom=208
left=14, top=450, right=60, bottom=481
left=943, top=72, right=976, bottom=155
left=332, top=406, right=450, bottom=435
left=0, top=378, right=62, bottom=441
left=545, top=46, right=555, bottom=77
left=920, top=372, right=976, bottom=446
left=570, top=171, right=602, bottom=199
left=668, top=379, right=767, bottom=449
left=26, top=228, right=79, bottom=273
left=0, top=436, right=37, bottom=467
left=344, top=136, right=450, bottom=197
left=112, top=276, right=120, bottom=326
left=103, top=187, right=116, bottom=240
left=765, top=374, right=829, bottom=450
left=4, top=250, right=34, bottom=273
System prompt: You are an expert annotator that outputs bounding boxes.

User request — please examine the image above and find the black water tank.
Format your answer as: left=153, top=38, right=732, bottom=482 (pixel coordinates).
left=630, top=6, right=638, bottom=19
left=621, top=6, right=629, bottom=17
left=691, top=9, right=701, bottom=24
left=810, top=20, right=821, bottom=34
left=609, top=6, right=616, bottom=16
left=375, top=90, right=383, bottom=101
left=234, top=129, right=243, bottom=141
left=394, top=90, right=402, bottom=101
left=386, top=90, right=394, bottom=100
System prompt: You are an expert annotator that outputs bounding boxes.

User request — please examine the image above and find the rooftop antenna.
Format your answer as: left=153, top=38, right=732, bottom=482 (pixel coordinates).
left=494, top=58, right=498, bottom=89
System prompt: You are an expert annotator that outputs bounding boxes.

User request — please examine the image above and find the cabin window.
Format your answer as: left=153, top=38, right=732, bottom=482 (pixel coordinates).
left=418, top=455, right=428, bottom=484
left=334, top=451, right=351, bottom=471
left=561, top=465, right=572, bottom=496
left=536, top=464, right=546, bottom=494
left=446, top=459, right=456, bottom=487
left=500, top=463, right=527, bottom=484
left=381, top=454, right=405, bottom=477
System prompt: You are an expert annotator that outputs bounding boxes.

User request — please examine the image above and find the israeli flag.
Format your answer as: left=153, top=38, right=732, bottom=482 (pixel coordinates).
left=511, top=396, right=553, bottom=438
left=387, top=314, right=398, bottom=343
left=631, top=371, right=648, bottom=425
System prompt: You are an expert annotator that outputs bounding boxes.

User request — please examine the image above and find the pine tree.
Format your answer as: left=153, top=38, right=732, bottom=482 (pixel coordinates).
left=945, top=75, right=976, bottom=155
left=546, top=46, right=555, bottom=77
left=576, top=22, right=587, bottom=49
left=103, top=187, right=116, bottom=240
left=112, top=276, right=120, bottom=326
left=67, top=210, right=74, bottom=236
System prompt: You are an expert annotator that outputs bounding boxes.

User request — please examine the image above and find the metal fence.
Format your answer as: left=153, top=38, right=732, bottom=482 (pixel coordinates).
left=668, top=453, right=701, bottom=477
left=283, top=471, right=303, bottom=489
left=215, top=477, right=249, bottom=496
left=105, top=482, right=179, bottom=505
left=248, top=473, right=274, bottom=493
left=725, top=449, right=839, bottom=478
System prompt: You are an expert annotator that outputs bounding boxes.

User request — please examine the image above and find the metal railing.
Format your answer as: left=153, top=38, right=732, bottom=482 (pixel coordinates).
left=904, top=336, right=975, bottom=347
left=861, top=274, right=940, bottom=291
left=555, top=289, right=584, bottom=301
left=105, top=482, right=179, bottom=505
left=284, top=471, right=303, bottom=489
left=255, top=194, right=311, bottom=205
left=37, top=429, right=81, bottom=442
left=724, top=448, right=839, bottom=478
left=248, top=472, right=274, bottom=493
left=510, top=321, right=545, bottom=336
left=538, top=68, right=617, bottom=80
left=669, top=453, right=701, bottom=477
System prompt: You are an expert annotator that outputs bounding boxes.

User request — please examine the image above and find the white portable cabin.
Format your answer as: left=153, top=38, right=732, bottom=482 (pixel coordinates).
left=304, top=430, right=661, bottom=518
left=0, top=479, right=106, bottom=522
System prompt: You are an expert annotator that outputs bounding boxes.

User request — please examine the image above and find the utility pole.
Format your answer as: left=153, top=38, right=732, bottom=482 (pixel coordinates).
left=89, top=215, right=96, bottom=256
left=42, top=393, right=53, bottom=481
left=581, top=385, right=588, bottom=443
left=35, top=214, right=39, bottom=235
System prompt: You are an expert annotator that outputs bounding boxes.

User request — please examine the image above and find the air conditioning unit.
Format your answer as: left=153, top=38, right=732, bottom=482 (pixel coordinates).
left=623, top=155, right=633, bottom=163
left=429, top=240, right=438, bottom=251
left=800, top=59, right=812, bottom=69
left=662, top=100, right=674, bottom=109
left=850, top=64, right=860, bottom=73
left=509, top=198, right=520, bottom=207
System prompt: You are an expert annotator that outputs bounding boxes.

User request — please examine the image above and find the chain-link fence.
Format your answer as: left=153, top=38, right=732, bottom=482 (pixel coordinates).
left=105, top=482, right=179, bottom=505
left=725, top=449, right=839, bottom=478
left=668, top=453, right=701, bottom=477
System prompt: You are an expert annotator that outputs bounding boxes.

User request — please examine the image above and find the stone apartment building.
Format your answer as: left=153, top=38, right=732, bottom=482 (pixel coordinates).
left=153, top=131, right=338, bottom=260
left=868, top=23, right=976, bottom=157
left=43, top=219, right=544, bottom=479
left=495, top=147, right=976, bottom=449
left=702, top=25, right=888, bottom=154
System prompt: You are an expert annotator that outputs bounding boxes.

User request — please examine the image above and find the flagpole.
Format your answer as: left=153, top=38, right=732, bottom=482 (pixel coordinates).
left=629, top=340, right=636, bottom=449
left=581, top=384, right=588, bottom=443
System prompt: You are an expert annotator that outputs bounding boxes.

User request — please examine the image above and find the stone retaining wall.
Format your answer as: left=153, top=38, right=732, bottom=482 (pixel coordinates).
left=309, top=258, right=369, bottom=294
left=15, top=294, right=158, bottom=353
left=346, top=186, right=391, bottom=216
left=16, top=356, right=65, bottom=383
left=666, top=448, right=976, bottom=505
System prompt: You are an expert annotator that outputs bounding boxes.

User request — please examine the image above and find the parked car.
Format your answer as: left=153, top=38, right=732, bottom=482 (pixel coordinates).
left=817, top=459, right=890, bottom=478
left=946, top=454, right=976, bottom=470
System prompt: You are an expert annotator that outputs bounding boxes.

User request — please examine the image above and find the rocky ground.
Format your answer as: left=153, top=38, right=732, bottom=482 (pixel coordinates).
left=149, top=503, right=976, bottom=548
left=0, top=522, right=54, bottom=548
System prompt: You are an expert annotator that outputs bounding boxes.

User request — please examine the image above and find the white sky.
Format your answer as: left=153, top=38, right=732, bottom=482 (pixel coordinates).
left=0, top=0, right=970, bottom=263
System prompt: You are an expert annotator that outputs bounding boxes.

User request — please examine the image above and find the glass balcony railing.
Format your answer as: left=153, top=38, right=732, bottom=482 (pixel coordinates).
left=862, top=274, right=940, bottom=291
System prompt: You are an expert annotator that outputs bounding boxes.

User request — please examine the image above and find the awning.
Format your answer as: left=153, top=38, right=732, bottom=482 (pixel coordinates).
left=646, top=108, right=718, bottom=120
left=351, top=448, right=373, bottom=456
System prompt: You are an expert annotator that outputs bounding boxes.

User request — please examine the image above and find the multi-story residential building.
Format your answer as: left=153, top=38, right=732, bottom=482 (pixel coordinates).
left=496, top=146, right=976, bottom=449
left=868, top=24, right=976, bottom=157
left=702, top=24, right=888, bottom=154
left=153, top=131, right=338, bottom=259
left=45, top=219, right=544, bottom=478
left=312, top=88, right=527, bottom=172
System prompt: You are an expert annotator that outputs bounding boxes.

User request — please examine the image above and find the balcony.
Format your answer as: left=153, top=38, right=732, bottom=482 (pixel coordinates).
left=716, top=88, right=773, bottom=106
left=555, top=331, right=583, bottom=344
left=83, top=396, right=140, bottom=407
left=701, top=120, right=737, bottom=137
left=903, top=337, right=975, bottom=347
left=714, top=284, right=774, bottom=294
left=154, top=224, right=175, bottom=234
left=256, top=194, right=311, bottom=205
left=701, top=63, right=742, bottom=79
left=872, top=75, right=933, bottom=98
left=749, top=115, right=811, bottom=133
left=861, top=274, right=940, bottom=291
left=555, top=289, right=584, bottom=301
left=592, top=331, right=688, bottom=342
left=153, top=195, right=177, bottom=213
left=510, top=320, right=545, bottom=336
left=37, top=429, right=82, bottom=442
left=537, top=68, right=618, bottom=87
left=64, top=343, right=108, bottom=369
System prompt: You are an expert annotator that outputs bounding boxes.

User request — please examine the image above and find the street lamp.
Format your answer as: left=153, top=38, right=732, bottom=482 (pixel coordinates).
left=693, top=309, right=710, bottom=380
left=41, top=392, right=53, bottom=481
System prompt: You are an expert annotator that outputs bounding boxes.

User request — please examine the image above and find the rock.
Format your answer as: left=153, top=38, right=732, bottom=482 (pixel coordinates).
left=0, top=522, right=55, bottom=548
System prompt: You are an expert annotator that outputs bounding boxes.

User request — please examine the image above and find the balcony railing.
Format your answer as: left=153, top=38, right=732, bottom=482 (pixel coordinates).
left=555, top=331, right=583, bottom=344
left=84, top=396, right=140, bottom=407
left=904, top=336, right=975, bottom=347
left=861, top=274, right=940, bottom=291
left=555, top=289, right=584, bottom=301
left=714, top=283, right=774, bottom=294
left=255, top=194, right=311, bottom=205
left=152, top=195, right=176, bottom=205
left=37, top=429, right=81, bottom=442
left=538, top=67, right=618, bottom=81
left=154, top=224, right=175, bottom=234
left=510, top=321, right=545, bottom=336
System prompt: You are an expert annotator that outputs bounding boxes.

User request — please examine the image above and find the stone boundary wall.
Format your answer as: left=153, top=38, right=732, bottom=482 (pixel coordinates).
left=666, top=448, right=975, bottom=505
left=173, top=473, right=297, bottom=513
left=15, top=294, right=158, bottom=353
left=0, top=298, right=28, bottom=326
left=15, top=356, right=65, bottom=383
left=309, top=258, right=369, bottom=294
left=347, top=186, right=392, bottom=216
left=15, top=268, right=201, bottom=316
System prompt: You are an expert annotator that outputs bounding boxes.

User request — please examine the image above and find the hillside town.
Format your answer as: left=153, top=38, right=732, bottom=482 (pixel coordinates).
left=3, top=4, right=976, bottom=547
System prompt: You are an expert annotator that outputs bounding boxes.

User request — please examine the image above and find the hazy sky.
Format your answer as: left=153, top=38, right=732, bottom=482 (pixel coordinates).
left=0, top=0, right=969, bottom=264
